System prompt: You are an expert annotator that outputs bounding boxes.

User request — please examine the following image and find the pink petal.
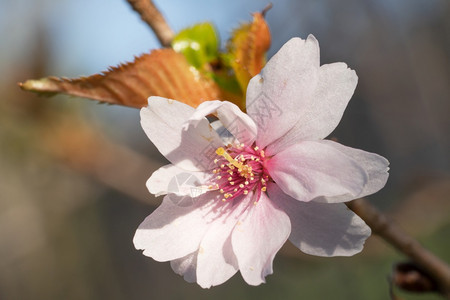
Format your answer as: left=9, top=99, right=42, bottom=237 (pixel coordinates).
left=246, top=36, right=320, bottom=149
left=231, top=192, right=291, bottom=285
left=312, top=140, right=389, bottom=203
left=266, top=63, right=358, bottom=155
left=266, top=141, right=368, bottom=202
left=147, top=164, right=212, bottom=198
left=268, top=183, right=371, bottom=256
left=133, top=193, right=222, bottom=262
left=141, top=96, right=223, bottom=171
left=170, top=252, right=198, bottom=283
left=187, top=100, right=257, bottom=145
left=196, top=195, right=252, bottom=288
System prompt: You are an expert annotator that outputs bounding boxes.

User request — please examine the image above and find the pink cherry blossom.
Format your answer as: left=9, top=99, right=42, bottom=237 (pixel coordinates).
left=134, top=35, right=389, bottom=288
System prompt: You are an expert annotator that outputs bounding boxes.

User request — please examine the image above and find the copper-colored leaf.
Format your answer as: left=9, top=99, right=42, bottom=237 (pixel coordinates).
left=19, top=49, right=221, bottom=108
left=227, top=12, right=271, bottom=93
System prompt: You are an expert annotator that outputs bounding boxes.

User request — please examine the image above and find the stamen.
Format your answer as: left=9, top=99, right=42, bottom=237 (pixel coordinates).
left=211, top=145, right=270, bottom=203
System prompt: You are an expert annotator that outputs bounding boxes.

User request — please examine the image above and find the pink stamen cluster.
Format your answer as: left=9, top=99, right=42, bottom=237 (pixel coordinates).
left=209, top=144, right=270, bottom=203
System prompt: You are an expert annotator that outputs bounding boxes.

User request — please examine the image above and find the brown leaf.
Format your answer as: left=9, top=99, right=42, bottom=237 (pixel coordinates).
left=227, top=12, right=271, bottom=93
left=19, top=49, right=221, bottom=109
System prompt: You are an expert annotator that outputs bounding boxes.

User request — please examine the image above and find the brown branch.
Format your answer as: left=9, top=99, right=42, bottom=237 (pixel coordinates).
left=40, top=115, right=162, bottom=206
left=347, top=198, right=450, bottom=298
left=126, top=0, right=174, bottom=47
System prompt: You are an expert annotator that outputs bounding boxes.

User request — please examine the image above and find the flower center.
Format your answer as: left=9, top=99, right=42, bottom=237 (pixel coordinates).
left=209, top=144, right=269, bottom=203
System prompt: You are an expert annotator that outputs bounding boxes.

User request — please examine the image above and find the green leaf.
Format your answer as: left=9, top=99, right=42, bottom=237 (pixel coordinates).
left=171, top=22, right=219, bottom=69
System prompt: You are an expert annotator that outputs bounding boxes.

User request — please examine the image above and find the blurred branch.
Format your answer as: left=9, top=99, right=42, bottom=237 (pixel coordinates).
left=40, top=115, right=162, bottom=205
left=347, top=199, right=450, bottom=298
left=126, top=0, right=174, bottom=47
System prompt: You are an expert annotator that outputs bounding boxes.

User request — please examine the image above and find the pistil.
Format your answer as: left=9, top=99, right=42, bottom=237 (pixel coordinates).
left=210, top=144, right=270, bottom=203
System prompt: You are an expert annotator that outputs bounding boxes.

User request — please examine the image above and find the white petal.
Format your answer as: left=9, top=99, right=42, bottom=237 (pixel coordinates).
left=246, top=35, right=320, bottom=149
left=266, top=63, right=358, bottom=154
left=266, top=141, right=368, bottom=202
left=170, top=252, right=198, bottom=283
left=231, top=192, right=291, bottom=285
left=141, top=96, right=223, bottom=171
left=133, top=193, right=222, bottom=262
left=146, top=164, right=212, bottom=200
left=196, top=197, right=251, bottom=288
left=268, top=183, right=371, bottom=256
left=187, top=100, right=257, bottom=145
left=313, top=140, right=390, bottom=203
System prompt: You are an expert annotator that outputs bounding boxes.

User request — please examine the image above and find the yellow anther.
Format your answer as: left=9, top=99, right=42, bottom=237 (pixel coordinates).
left=228, top=177, right=232, bottom=181
left=230, top=181, right=235, bottom=185
left=217, top=175, right=222, bottom=179
left=214, top=159, right=218, bottom=164
left=216, top=147, right=245, bottom=170
left=254, top=146, right=259, bottom=151
left=245, top=181, right=249, bottom=185
left=261, top=186, right=267, bottom=192
left=220, top=189, right=224, bottom=193
left=239, top=184, right=244, bottom=188
left=243, top=190, right=249, bottom=195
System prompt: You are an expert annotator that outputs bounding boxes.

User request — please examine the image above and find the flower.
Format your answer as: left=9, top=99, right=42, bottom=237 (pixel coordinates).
left=133, top=35, right=389, bottom=288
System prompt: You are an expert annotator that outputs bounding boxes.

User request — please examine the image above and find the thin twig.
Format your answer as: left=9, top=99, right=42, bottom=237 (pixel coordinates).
left=126, top=0, right=174, bottom=47
left=347, top=198, right=450, bottom=298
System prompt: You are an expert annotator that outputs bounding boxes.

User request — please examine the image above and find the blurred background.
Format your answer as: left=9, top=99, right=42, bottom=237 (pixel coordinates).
left=0, top=0, right=449, bottom=299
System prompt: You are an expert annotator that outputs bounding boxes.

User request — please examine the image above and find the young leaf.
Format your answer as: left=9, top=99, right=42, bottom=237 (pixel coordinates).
left=19, top=49, right=221, bottom=108
left=171, top=22, right=219, bottom=69
left=226, top=12, right=271, bottom=93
